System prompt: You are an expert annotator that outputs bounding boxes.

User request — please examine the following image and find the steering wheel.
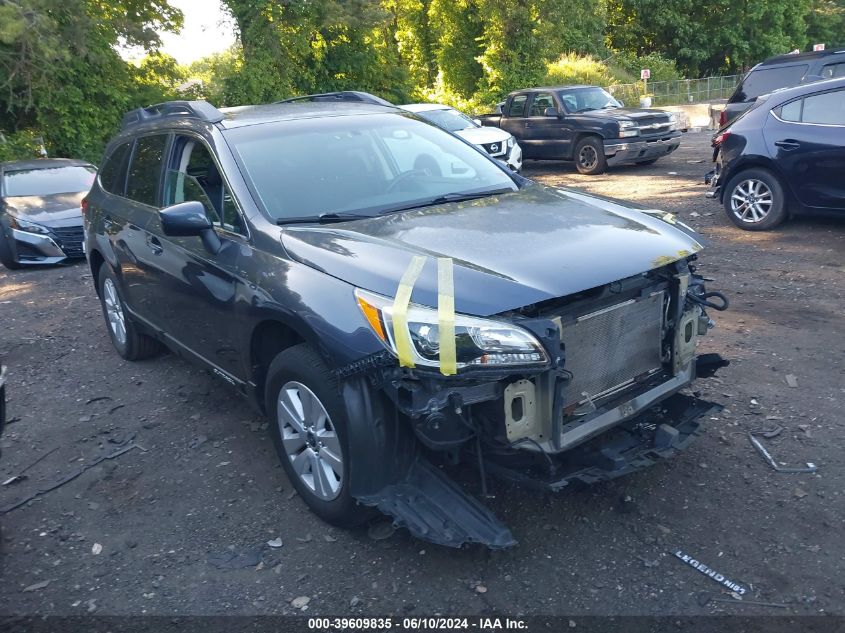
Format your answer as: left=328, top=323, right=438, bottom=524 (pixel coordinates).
left=386, top=169, right=428, bottom=193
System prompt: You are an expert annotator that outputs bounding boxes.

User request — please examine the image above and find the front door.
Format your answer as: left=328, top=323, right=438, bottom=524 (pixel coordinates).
left=143, top=134, right=251, bottom=380
left=522, top=92, right=571, bottom=159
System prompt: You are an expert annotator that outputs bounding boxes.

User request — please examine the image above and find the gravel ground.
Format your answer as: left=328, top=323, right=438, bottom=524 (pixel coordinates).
left=0, top=132, right=843, bottom=617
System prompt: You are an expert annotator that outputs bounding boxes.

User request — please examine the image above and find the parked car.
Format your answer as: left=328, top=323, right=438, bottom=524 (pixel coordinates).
left=0, top=158, right=96, bottom=269
left=705, top=77, right=845, bottom=230
left=85, top=96, right=727, bottom=548
left=478, top=86, right=682, bottom=174
left=399, top=103, right=522, bottom=172
left=721, top=48, right=845, bottom=127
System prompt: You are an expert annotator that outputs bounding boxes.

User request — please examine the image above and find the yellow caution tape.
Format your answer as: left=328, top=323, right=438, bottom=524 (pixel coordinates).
left=392, top=255, right=426, bottom=368
left=437, top=258, right=457, bottom=376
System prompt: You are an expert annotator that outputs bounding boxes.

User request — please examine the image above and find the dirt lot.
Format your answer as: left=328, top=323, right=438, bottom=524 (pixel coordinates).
left=1, top=132, right=843, bottom=618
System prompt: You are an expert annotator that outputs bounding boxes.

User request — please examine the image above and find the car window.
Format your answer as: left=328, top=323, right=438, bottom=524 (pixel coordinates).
left=735, top=65, right=808, bottom=102
left=529, top=93, right=556, bottom=116
left=801, top=89, right=845, bottom=125
left=415, top=108, right=476, bottom=132
left=164, top=137, right=245, bottom=234
left=779, top=98, right=802, bottom=122
left=99, top=142, right=132, bottom=196
left=507, top=95, right=528, bottom=117
left=3, top=165, right=95, bottom=197
left=126, top=135, right=167, bottom=207
left=821, top=62, right=845, bottom=79
left=225, top=112, right=517, bottom=222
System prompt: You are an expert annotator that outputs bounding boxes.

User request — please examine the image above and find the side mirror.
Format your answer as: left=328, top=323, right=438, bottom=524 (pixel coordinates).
left=618, top=100, right=626, bottom=107
left=543, top=107, right=560, bottom=117
left=159, top=201, right=221, bottom=254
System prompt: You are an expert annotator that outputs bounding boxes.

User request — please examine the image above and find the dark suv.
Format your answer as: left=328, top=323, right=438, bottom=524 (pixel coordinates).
left=722, top=48, right=845, bottom=126
left=85, top=97, right=727, bottom=548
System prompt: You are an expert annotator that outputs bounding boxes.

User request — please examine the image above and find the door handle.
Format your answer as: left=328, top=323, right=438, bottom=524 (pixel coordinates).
left=524, top=122, right=532, bottom=128
left=774, top=140, right=800, bottom=151
left=145, top=234, right=163, bottom=255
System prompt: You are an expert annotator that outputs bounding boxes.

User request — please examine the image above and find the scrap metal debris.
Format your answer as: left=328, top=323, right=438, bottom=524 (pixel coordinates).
left=0, top=440, right=146, bottom=514
left=711, top=597, right=787, bottom=609
left=748, top=433, right=817, bottom=473
left=785, top=374, right=799, bottom=388
left=673, top=550, right=748, bottom=595
left=207, top=546, right=263, bottom=570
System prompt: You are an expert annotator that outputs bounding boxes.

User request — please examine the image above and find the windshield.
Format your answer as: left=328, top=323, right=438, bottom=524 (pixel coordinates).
left=558, top=87, right=622, bottom=113
left=3, top=165, right=96, bottom=197
left=225, top=112, right=517, bottom=222
left=414, top=108, right=477, bottom=133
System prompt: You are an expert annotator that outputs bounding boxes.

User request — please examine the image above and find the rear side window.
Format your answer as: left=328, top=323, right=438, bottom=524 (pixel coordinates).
left=507, top=95, right=528, bottom=117
left=529, top=92, right=556, bottom=116
left=126, top=135, right=167, bottom=206
left=98, top=142, right=131, bottom=195
left=821, top=62, right=845, bottom=79
left=776, top=89, right=845, bottom=125
left=734, top=65, right=808, bottom=102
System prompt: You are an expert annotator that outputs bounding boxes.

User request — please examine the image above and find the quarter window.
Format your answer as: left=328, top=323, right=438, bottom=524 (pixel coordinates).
left=507, top=95, right=528, bottom=117
left=821, top=62, right=845, bottom=79
left=126, top=135, right=167, bottom=206
left=98, top=142, right=132, bottom=195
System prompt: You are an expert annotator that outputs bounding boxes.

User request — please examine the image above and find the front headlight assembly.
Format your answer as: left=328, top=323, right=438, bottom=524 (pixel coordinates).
left=506, top=136, right=515, bottom=149
left=355, top=288, right=549, bottom=370
left=618, top=120, right=640, bottom=138
left=8, top=215, right=50, bottom=235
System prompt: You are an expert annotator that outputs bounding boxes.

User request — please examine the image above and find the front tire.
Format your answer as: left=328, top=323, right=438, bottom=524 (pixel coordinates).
left=265, top=344, right=373, bottom=527
left=97, top=263, right=159, bottom=360
left=723, top=168, right=787, bottom=231
left=574, top=137, right=607, bottom=175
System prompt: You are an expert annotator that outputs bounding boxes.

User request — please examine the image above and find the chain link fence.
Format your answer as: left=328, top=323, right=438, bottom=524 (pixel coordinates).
left=607, top=75, right=741, bottom=107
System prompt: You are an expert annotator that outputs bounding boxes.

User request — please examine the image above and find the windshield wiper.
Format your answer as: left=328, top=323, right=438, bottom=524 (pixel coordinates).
left=377, top=188, right=516, bottom=215
left=275, top=212, right=373, bottom=225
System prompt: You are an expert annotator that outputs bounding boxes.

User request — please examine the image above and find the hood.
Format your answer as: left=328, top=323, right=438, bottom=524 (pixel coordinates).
left=3, top=192, right=85, bottom=227
left=281, top=184, right=703, bottom=316
left=454, top=126, right=511, bottom=146
left=582, top=107, right=672, bottom=122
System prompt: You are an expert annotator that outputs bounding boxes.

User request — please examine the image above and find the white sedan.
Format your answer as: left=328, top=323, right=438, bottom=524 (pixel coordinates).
left=400, top=103, right=523, bottom=172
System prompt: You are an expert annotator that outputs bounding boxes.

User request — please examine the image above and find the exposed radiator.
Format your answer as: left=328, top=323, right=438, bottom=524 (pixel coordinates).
left=558, top=292, right=665, bottom=406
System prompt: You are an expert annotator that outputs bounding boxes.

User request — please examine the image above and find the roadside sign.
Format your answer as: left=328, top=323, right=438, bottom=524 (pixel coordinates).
left=813, top=43, right=825, bottom=51
left=641, top=69, right=651, bottom=80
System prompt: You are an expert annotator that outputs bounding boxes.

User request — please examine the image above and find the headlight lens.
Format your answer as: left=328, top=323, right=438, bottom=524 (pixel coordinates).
left=355, top=288, right=549, bottom=370
left=618, top=120, right=640, bottom=138
left=507, top=136, right=515, bottom=149
left=8, top=215, right=49, bottom=235
left=668, top=113, right=679, bottom=131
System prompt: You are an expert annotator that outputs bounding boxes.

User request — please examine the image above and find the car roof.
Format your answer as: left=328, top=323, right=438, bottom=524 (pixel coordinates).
left=218, top=101, right=400, bottom=129
left=509, top=86, right=599, bottom=95
left=0, top=158, right=93, bottom=172
left=758, top=48, right=845, bottom=68
left=766, top=75, right=845, bottom=103
left=399, top=103, right=452, bottom=113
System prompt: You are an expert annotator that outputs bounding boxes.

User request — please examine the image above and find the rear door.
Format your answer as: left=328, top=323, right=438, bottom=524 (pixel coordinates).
left=142, top=133, right=250, bottom=380
left=766, top=87, right=845, bottom=210
left=109, top=134, right=169, bottom=323
left=499, top=95, right=529, bottom=147
left=522, top=91, right=571, bottom=159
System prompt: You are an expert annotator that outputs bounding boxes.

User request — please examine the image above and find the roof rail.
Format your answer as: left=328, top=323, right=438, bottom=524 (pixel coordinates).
left=121, top=100, right=225, bottom=129
left=276, top=91, right=394, bottom=107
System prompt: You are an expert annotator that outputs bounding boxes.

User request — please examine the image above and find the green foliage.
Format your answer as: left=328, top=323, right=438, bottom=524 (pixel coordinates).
left=0, top=129, right=45, bottom=162
left=544, top=54, right=617, bottom=87
left=805, top=0, right=845, bottom=48
left=610, top=51, right=682, bottom=83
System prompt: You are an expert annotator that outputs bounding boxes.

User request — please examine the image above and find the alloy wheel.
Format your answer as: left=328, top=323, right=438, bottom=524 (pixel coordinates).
left=277, top=381, right=343, bottom=501
left=103, top=278, right=127, bottom=345
left=730, top=178, right=773, bottom=223
left=578, top=145, right=598, bottom=170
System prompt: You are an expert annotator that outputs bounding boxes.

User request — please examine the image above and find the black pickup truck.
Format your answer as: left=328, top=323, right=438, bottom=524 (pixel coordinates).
left=479, top=86, right=682, bottom=174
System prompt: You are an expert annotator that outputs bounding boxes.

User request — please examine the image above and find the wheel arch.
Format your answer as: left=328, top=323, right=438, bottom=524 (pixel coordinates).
left=720, top=157, right=794, bottom=206
left=248, top=317, right=309, bottom=414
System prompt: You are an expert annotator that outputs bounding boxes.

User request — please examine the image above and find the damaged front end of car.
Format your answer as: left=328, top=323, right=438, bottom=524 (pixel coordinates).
left=337, top=254, right=729, bottom=550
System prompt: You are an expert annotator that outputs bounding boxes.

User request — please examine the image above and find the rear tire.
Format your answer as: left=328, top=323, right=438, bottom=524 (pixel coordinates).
left=723, top=168, right=787, bottom=231
left=574, top=137, right=607, bottom=175
left=97, top=263, right=160, bottom=360
left=265, top=344, right=374, bottom=528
